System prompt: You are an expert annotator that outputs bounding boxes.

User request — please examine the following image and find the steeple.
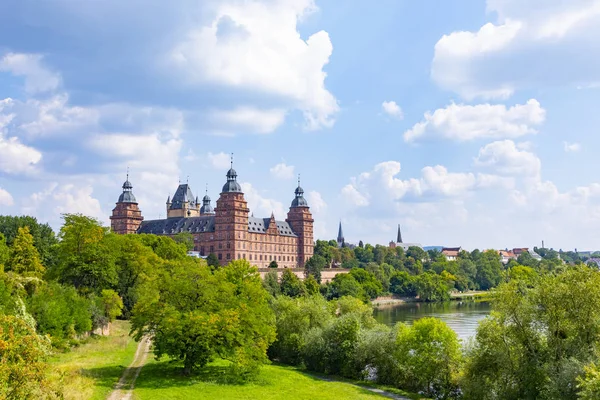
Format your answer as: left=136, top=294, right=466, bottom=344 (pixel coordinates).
left=200, top=184, right=215, bottom=215
left=397, top=224, right=403, bottom=243
left=118, top=169, right=137, bottom=204
left=337, top=221, right=345, bottom=247
left=291, top=174, right=308, bottom=207
left=222, top=153, right=242, bottom=193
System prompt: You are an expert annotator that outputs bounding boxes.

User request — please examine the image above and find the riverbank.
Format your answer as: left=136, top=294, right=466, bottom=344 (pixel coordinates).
left=372, top=290, right=492, bottom=307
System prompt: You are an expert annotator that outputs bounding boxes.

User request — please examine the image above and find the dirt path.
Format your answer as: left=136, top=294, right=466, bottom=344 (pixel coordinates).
left=106, top=337, right=151, bottom=400
left=312, top=374, right=411, bottom=400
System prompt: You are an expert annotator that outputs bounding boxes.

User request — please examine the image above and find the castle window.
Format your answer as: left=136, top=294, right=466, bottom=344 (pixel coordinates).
left=279, top=256, right=281, bottom=261
left=227, top=253, right=230, bottom=260
left=227, top=243, right=230, bottom=249
left=219, top=243, right=222, bottom=249
left=218, top=253, right=222, bottom=260
left=238, top=254, right=241, bottom=259
left=210, top=245, right=214, bottom=252
left=260, top=255, right=263, bottom=261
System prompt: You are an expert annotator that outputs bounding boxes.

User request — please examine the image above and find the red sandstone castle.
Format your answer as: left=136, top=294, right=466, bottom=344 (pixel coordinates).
left=110, top=163, right=314, bottom=268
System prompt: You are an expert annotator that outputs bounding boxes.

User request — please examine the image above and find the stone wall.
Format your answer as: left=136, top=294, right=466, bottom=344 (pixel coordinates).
left=257, top=268, right=350, bottom=283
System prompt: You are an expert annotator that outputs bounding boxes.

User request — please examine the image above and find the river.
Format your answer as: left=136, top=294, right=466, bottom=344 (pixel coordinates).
left=373, top=301, right=492, bottom=341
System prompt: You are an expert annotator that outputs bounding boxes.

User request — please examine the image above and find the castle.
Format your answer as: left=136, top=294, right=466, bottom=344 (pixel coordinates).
left=109, top=162, right=314, bottom=268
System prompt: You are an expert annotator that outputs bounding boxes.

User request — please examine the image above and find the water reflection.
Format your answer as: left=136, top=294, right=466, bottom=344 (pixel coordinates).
left=373, top=301, right=492, bottom=341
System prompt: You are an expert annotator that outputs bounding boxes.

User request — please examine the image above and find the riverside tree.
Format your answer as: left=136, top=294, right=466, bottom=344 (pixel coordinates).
left=131, top=259, right=275, bottom=377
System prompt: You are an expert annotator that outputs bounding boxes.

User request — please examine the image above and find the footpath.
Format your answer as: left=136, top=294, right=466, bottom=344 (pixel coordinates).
left=106, top=337, right=151, bottom=400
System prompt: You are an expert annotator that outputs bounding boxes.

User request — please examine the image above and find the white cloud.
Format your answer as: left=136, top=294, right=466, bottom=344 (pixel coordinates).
left=0, top=118, right=42, bottom=175
left=0, top=188, right=14, bottom=206
left=307, top=190, right=327, bottom=213
left=0, top=53, right=61, bottom=94
left=404, top=99, right=545, bottom=142
left=381, top=101, right=404, bottom=119
left=564, top=141, right=581, bottom=152
left=270, top=162, right=295, bottom=180
left=169, top=0, right=338, bottom=130
left=22, top=182, right=104, bottom=224
left=206, top=152, right=232, bottom=170
left=240, top=182, right=286, bottom=220
left=432, top=0, right=600, bottom=98
left=475, top=140, right=541, bottom=177
left=209, top=107, right=286, bottom=134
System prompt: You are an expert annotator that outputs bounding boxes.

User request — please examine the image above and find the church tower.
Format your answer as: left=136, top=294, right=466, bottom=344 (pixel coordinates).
left=200, top=186, right=215, bottom=216
left=286, top=176, right=314, bottom=267
left=337, top=221, right=345, bottom=248
left=214, top=156, right=249, bottom=265
left=110, top=173, right=144, bottom=234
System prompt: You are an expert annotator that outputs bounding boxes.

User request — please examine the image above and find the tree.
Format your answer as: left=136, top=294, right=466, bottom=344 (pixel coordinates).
left=0, top=315, right=57, bottom=399
left=131, top=259, right=276, bottom=377
left=206, top=253, right=220, bottom=269
left=280, top=268, right=306, bottom=298
left=173, top=232, right=194, bottom=251
left=415, top=272, right=450, bottom=302
left=53, top=214, right=118, bottom=291
left=269, top=260, right=278, bottom=269
left=305, top=254, right=326, bottom=283
left=7, top=227, right=45, bottom=279
left=304, top=275, right=320, bottom=296
left=0, top=215, right=57, bottom=266
left=475, top=249, right=503, bottom=290
left=395, top=318, right=462, bottom=397
left=326, top=273, right=364, bottom=301
left=263, top=270, right=280, bottom=297
left=0, top=233, right=8, bottom=272
left=463, top=266, right=600, bottom=400
left=314, top=240, right=333, bottom=265
left=389, top=271, right=417, bottom=297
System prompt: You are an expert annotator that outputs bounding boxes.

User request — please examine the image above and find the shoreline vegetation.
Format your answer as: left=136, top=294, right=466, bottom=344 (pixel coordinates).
left=371, top=290, right=492, bottom=307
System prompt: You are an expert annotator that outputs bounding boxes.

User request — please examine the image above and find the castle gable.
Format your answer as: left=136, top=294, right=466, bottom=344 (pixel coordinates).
left=248, top=216, right=297, bottom=237
left=170, top=184, right=197, bottom=209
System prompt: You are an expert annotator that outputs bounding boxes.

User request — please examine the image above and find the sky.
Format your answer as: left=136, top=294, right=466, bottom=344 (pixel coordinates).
left=1, top=0, right=600, bottom=251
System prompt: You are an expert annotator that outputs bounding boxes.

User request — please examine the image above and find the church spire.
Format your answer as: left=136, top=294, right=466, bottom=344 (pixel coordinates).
left=337, top=221, right=345, bottom=247
left=397, top=224, right=403, bottom=243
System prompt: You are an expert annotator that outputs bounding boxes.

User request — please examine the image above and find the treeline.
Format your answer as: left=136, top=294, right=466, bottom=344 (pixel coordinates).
left=304, top=239, right=570, bottom=302
left=265, top=263, right=600, bottom=399
left=1, top=214, right=276, bottom=398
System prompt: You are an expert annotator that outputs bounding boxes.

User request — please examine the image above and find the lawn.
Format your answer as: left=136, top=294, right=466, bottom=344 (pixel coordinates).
left=133, top=358, right=396, bottom=400
left=47, top=320, right=138, bottom=400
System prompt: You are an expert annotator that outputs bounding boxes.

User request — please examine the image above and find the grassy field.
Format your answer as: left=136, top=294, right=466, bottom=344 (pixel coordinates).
left=47, top=320, right=138, bottom=400
left=133, top=358, right=401, bottom=400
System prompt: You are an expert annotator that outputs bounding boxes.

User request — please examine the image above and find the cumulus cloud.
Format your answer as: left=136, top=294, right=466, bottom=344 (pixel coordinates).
left=240, top=182, right=286, bottom=220
left=169, top=0, right=338, bottom=129
left=209, top=107, right=286, bottom=134
left=0, top=188, right=14, bottom=206
left=381, top=101, right=404, bottom=119
left=475, top=140, right=541, bottom=177
left=432, top=0, right=600, bottom=98
left=564, top=141, right=581, bottom=152
left=206, top=152, right=232, bottom=170
left=403, top=99, right=545, bottom=142
left=307, top=190, right=327, bottom=213
left=0, top=53, right=61, bottom=94
left=270, top=162, right=295, bottom=180
left=0, top=135, right=42, bottom=175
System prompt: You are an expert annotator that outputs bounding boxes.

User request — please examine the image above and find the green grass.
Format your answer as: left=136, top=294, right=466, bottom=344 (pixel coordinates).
left=133, top=358, right=398, bottom=400
left=47, top=320, right=138, bottom=400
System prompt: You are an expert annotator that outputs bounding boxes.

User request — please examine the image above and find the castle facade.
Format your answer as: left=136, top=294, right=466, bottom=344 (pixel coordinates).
left=110, top=164, right=314, bottom=268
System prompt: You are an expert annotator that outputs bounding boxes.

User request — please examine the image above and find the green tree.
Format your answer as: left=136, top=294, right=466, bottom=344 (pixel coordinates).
left=173, top=232, right=194, bottom=251
left=53, top=214, right=118, bottom=291
left=206, top=252, right=220, bottom=269
left=389, top=271, right=417, bottom=297
left=0, top=215, right=57, bottom=266
left=350, top=267, right=383, bottom=299
left=269, top=260, right=278, bottom=269
left=263, top=270, right=280, bottom=297
left=305, top=254, right=327, bottom=283
left=326, top=273, right=364, bottom=301
left=415, top=272, right=450, bottom=302
left=304, top=275, right=320, bottom=296
left=131, top=259, right=275, bottom=377
left=395, top=318, right=462, bottom=397
left=280, top=268, right=306, bottom=298
left=475, top=249, right=503, bottom=290
left=0, top=233, right=8, bottom=272
left=7, top=227, right=45, bottom=279
left=0, top=315, right=57, bottom=399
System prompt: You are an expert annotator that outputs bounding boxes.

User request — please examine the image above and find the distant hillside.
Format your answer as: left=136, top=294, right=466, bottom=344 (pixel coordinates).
left=424, top=246, right=444, bottom=251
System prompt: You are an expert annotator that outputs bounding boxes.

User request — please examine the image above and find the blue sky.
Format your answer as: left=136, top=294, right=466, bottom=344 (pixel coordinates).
left=1, top=0, right=600, bottom=250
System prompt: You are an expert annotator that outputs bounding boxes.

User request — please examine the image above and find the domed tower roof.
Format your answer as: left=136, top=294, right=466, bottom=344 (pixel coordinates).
left=221, top=154, right=242, bottom=193
left=200, top=185, right=215, bottom=215
left=118, top=172, right=137, bottom=203
left=290, top=175, right=308, bottom=207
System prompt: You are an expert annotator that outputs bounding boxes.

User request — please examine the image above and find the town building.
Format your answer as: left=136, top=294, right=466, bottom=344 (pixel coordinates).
left=499, top=249, right=517, bottom=264
left=110, top=164, right=314, bottom=268
left=441, top=247, right=461, bottom=261
left=389, top=224, right=422, bottom=251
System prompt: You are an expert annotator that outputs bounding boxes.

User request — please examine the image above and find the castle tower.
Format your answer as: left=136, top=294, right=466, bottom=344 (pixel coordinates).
left=167, top=183, right=200, bottom=218
left=200, top=185, right=215, bottom=216
left=286, top=176, right=314, bottom=267
left=214, top=156, right=249, bottom=265
left=110, top=173, right=144, bottom=234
